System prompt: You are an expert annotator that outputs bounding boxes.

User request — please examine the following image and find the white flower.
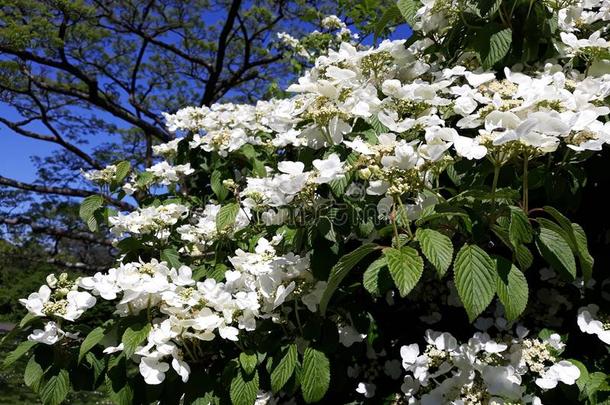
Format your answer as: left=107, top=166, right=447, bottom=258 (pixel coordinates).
left=28, top=321, right=76, bottom=345
left=139, top=356, right=170, bottom=385
left=171, top=355, right=191, bottom=383
left=19, top=285, right=51, bottom=317
left=63, top=291, right=96, bottom=321
left=453, top=136, right=487, bottom=160
left=481, top=365, right=524, bottom=400
left=356, top=382, right=376, bottom=398
left=577, top=304, right=610, bottom=344
left=312, top=153, right=345, bottom=183
left=535, top=360, right=580, bottom=389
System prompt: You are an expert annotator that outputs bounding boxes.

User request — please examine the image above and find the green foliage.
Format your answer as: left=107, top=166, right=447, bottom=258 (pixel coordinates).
left=270, top=344, right=298, bottom=393
left=300, top=348, right=330, bottom=403
left=230, top=369, right=260, bottom=405
left=121, top=323, right=152, bottom=358
left=319, top=243, right=379, bottom=315
left=453, top=245, right=497, bottom=322
left=385, top=246, right=424, bottom=297
left=494, top=256, right=528, bottom=321
left=536, top=226, right=577, bottom=280
left=216, top=203, right=241, bottom=233
left=415, top=228, right=453, bottom=277
left=40, top=369, right=70, bottom=405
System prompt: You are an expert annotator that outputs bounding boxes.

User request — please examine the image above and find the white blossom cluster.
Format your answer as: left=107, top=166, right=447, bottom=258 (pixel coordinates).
left=19, top=273, right=96, bottom=344
left=177, top=203, right=251, bottom=254
left=21, top=237, right=318, bottom=385
left=82, top=164, right=120, bottom=184
left=276, top=14, right=357, bottom=62
left=108, top=203, right=189, bottom=240
left=160, top=9, right=610, bottom=218
left=399, top=328, right=580, bottom=404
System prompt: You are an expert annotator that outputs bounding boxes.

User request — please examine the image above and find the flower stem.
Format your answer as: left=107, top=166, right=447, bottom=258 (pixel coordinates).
left=522, top=153, right=529, bottom=213
left=491, top=163, right=501, bottom=207
left=396, top=197, right=413, bottom=239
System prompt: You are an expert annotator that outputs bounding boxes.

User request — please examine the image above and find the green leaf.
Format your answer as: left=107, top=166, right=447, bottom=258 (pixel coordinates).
left=584, top=372, right=609, bottom=400
left=319, top=243, right=379, bottom=315
left=363, top=257, right=390, bottom=296
left=543, top=206, right=595, bottom=281
left=397, top=0, right=420, bottom=26
left=271, top=344, right=298, bottom=393
left=542, top=206, right=574, bottom=233
left=536, top=227, right=577, bottom=280
left=78, top=326, right=106, bottom=363
left=136, top=171, right=155, bottom=187
left=368, top=114, right=389, bottom=134
left=252, top=159, right=267, bottom=177
left=161, top=247, right=182, bottom=270
left=105, top=356, right=133, bottom=405
left=40, top=369, right=70, bottom=405
left=20, top=313, right=37, bottom=328
left=24, top=355, right=44, bottom=392
left=300, top=348, right=330, bottom=403
left=3, top=340, right=37, bottom=367
left=216, top=202, right=240, bottom=232
left=484, top=28, right=512, bottom=68
left=453, top=244, right=497, bottom=322
left=478, top=0, right=502, bottom=16
left=509, top=206, right=533, bottom=247
left=572, top=223, right=594, bottom=282
left=79, top=195, right=104, bottom=221
left=494, top=256, right=528, bottom=321
left=79, top=195, right=104, bottom=231
left=230, top=370, right=259, bottom=405
left=85, top=352, right=105, bottom=383
left=569, top=358, right=589, bottom=393
left=211, top=170, right=229, bottom=201
left=416, top=228, right=454, bottom=277
left=385, top=246, right=424, bottom=297
left=515, top=244, right=534, bottom=271
left=122, top=323, right=151, bottom=358
left=114, top=161, right=131, bottom=183
left=239, top=352, right=258, bottom=376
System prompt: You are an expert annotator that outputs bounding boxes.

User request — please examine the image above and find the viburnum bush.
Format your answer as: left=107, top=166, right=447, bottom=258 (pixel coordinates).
left=6, top=0, right=610, bottom=404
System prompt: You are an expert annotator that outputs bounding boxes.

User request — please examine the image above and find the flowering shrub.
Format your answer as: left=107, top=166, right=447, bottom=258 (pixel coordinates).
left=5, top=1, right=610, bottom=404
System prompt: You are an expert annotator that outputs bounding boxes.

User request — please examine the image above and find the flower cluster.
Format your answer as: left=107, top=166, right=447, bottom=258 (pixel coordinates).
left=399, top=328, right=580, bottom=404
left=108, top=203, right=189, bottom=240
left=19, top=273, right=96, bottom=344
left=74, top=236, right=315, bottom=384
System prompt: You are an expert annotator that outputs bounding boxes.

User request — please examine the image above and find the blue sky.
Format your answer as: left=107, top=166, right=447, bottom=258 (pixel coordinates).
left=0, top=18, right=412, bottom=185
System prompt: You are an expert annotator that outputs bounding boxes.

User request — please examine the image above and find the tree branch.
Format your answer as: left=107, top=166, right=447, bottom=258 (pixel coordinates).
left=45, top=258, right=108, bottom=273
left=201, top=0, right=243, bottom=106
left=0, top=216, right=113, bottom=246
left=0, top=175, right=134, bottom=210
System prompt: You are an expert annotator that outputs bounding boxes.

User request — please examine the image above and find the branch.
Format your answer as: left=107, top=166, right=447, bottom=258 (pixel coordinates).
left=201, top=0, right=243, bottom=106
left=0, top=175, right=134, bottom=210
left=2, top=47, right=172, bottom=142
left=0, top=216, right=113, bottom=246
left=0, top=114, right=103, bottom=171
left=45, top=258, right=108, bottom=273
